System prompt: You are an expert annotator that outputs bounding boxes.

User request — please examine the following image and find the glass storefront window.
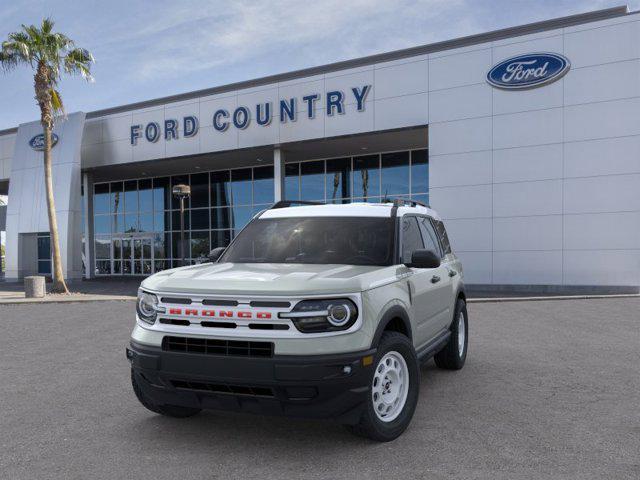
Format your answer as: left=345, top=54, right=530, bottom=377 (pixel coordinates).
left=91, top=151, right=425, bottom=276
left=381, top=151, right=410, bottom=197
left=231, top=169, right=252, bottom=206
left=284, top=163, right=300, bottom=200
left=300, top=160, right=325, bottom=201
left=353, top=155, right=380, bottom=200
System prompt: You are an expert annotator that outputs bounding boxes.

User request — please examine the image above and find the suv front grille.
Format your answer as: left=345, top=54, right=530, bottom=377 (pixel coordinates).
left=162, top=336, right=274, bottom=357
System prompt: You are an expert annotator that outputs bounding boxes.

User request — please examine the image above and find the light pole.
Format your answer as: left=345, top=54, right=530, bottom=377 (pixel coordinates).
left=172, top=184, right=191, bottom=267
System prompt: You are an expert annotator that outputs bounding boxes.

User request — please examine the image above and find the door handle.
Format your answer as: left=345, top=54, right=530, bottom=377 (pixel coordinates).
left=448, top=270, right=457, bottom=277
left=431, top=275, right=441, bottom=283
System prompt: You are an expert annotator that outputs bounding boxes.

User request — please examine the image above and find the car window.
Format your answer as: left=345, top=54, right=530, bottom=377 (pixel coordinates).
left=401, top=216, right=424, bottom=264
left=433, top=219, right=452, bottom=255
left=418, top=217, right=442, bottom=257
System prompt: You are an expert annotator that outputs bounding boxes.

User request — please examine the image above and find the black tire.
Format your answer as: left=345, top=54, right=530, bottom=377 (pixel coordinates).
left=131, top=369, right=201, bottom=418
left=434, top=298, right=468, bottom=370
left=346, top=331, right=420, bottom=442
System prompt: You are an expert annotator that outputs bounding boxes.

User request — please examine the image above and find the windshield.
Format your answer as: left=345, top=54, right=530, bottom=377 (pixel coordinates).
left=220, top=216, right=394, bottom=266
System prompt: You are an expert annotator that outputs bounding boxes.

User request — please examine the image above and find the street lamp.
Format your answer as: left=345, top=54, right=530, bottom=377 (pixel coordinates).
left=172, top=184, right=191, bottom=267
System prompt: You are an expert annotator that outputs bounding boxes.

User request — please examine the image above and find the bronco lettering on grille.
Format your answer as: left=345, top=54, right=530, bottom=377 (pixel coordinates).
left=167, top=308, right=272, bottom=319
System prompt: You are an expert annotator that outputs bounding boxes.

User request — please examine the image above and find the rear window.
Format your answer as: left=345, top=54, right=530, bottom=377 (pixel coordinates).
left=220, top=216, right=394, bottom=266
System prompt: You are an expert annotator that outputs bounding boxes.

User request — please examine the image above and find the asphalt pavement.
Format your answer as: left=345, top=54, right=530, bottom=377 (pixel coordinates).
left=0, top=298, right=638, bottom=479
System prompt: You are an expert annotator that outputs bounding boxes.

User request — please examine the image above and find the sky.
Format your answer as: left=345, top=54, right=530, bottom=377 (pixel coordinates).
left=0, top=0, right=638, bottom=130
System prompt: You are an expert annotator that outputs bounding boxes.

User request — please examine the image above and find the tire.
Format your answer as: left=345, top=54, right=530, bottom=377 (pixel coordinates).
left=131, top=369, right=201, bottom=418
left=434, top=298, right=468, bottom=370
left=346, top=331, right=420, bottom=442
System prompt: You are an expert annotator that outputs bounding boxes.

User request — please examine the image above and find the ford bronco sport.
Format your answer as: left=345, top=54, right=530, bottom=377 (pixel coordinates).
left=127, top=199, right=468, bottom=441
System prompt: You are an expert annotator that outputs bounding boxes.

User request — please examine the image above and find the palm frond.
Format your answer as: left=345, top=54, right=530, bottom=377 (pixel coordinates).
left=64, top=47, right=94, bottom=81
left=50, top=87, right=64, bottom=114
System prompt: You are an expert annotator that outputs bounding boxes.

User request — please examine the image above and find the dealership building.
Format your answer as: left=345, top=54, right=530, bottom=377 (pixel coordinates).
left=0, top=6, right=639, bottom=292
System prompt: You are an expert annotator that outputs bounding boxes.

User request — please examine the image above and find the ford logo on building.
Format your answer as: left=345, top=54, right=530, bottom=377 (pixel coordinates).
left=29, top=133, right=59, bottom=151
left=487, top=53, right=570, bottom=90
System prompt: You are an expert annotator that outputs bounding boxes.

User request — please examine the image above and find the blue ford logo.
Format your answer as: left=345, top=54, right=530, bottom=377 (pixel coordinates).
left=487, top=53, right=570, bottom=90
left=29, top=133, right=59, bottom=151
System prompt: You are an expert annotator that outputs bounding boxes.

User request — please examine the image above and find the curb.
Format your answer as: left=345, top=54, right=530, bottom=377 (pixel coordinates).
left=467, top=293, right=640, bottom=303
left=0, top=295, right=136, bottom=305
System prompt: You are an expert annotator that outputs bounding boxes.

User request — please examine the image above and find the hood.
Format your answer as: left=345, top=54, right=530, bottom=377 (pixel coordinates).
left=141, top=262, right=397, bottom=296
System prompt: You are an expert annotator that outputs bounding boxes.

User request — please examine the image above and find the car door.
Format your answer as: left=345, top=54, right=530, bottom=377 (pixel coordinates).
left=419, top=216, right=455, bottom=333
left=400, top=215, right=449, bottom=348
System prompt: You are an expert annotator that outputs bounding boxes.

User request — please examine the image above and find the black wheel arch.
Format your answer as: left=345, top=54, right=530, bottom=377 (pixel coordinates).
left=371, top=305, right=413, bottom=348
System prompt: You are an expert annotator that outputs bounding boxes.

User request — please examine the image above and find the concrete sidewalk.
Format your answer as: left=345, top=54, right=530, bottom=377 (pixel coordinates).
left=0, top=278, right=139, bottom=304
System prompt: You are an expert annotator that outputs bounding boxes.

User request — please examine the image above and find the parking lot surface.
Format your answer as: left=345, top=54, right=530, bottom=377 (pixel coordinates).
left=1, top=298, right=638, bottom=479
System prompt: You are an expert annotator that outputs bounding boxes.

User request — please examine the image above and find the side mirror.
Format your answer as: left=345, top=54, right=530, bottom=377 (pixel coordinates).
left=207, top=247, right=226, bottom=263
left=405, top=249, right=440, bottom=269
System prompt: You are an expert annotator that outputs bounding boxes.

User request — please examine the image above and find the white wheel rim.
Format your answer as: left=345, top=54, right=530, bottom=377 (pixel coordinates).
left=371, top=351, right=409, bottom=422
left=457, top=311, right=466, bottom=358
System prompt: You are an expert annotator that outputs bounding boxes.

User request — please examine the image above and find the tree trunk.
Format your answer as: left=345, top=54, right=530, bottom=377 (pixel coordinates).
left=35, top=63, right=68, bottom=294
left=43, top=124, right=69, bottom=294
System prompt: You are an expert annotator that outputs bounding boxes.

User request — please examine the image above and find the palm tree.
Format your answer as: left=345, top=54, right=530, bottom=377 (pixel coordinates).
left=0, top=18, right=93, bottom=293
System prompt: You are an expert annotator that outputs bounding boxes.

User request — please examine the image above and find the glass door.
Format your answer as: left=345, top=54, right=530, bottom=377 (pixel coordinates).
left=113, top=235, right=154, bottom=275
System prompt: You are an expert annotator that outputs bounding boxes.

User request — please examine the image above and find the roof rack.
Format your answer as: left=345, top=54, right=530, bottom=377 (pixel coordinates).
left=270, top=200, right=325, bottom=209
left=381, top=196, right=430, bottom=208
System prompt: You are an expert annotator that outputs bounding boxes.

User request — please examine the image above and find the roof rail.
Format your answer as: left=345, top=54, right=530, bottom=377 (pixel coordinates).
left=270, top=200, right=325, bottom=209
left=381, top=196, right=430, bottom=209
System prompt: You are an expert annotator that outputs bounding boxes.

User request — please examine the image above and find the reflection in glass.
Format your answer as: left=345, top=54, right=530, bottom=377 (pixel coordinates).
left=124, top=214, right=138, bottom=233
left=113, top=238, right=122, bottom=259
left=326, top=158, right=350, bottom=203
left=153, top=177, right=170, bottom=212
left=171, top=210, right=190, bottom=231
left=171, top=175, right=189, bottom=209
left=231, top=168, right=252, bottom=206
left=138, top=179, right=153, bottom=212
left=231, top=205, right=253, bottom=230
left=139, top=214, right=153, bottom=232
left=94, top=215, right=110, bottom=235
left=211, top=207, right=230, bottom=230
left=111, top=182, right=123, bottom=214
left=190, top=231, right=210, bottom=259
left=153, top=233, right=167, bottom=259
left=94, top=184, right=110, bottom=214
left=284, top=163, right=299, bottom=200
left=253, top=166, right=274, bottom=205
left=300, top=161, right=324, bottom=201
left=190, top=173, right=209, bottom=208
left=381, top=152, right=409, bottom=197
left=95, top=260, right=110, bottom=275
left=190, top=209, right=209, bottom=230
left=153, top=212, right=166, bottom=232
left=211, top=171, right=231, bottom=207
left=95, top=237, right=110, bottom=259
left=211, top=230, right=231, bottom=249
left=124, top=180, right=138, bottom=213
left=411, top=150, right=429, bottom=194
left=353, top=155, right=380, bottom=200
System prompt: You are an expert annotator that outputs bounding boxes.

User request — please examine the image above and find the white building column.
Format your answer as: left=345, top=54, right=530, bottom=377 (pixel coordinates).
left=82, top=172, right=94, bottom=279
left=273, top=147, right=285, bottom=202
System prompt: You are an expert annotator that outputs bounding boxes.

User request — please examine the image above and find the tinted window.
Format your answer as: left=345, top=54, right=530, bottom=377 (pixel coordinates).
left=221, top=217, right=393, bottom=266
left=434, top=219, right=452, bottom=255
left=300, top=161, right=325, bottom=201
left=381, top=152, right=409, bottom=196
left=401, top=216, right=424, bottom=264
left=418, top=217, right=442, bottom=257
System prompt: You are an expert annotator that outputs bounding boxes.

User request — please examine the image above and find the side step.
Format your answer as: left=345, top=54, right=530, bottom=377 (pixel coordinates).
left=416, top=330, right=451, bottom=362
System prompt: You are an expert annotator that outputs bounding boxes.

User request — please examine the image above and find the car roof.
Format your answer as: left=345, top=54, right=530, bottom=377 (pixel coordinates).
left=259, top=202, right=442, bottom=221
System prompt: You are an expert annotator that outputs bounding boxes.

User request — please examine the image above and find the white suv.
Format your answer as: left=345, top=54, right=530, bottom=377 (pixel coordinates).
left=127, top=199, right=468, bottom=441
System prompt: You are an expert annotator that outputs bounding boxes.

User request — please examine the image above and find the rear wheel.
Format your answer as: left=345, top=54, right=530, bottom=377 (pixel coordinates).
left=131, top=369, right=201, bottom=418
left=434, top=298, right=468, bottom=370
left=346, top=331, right=419, bottom=442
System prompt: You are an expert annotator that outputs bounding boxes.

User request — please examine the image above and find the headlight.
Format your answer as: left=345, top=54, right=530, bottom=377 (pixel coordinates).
left=136, top=290, right=163, bottom=324
left=280, top=298, right=358, bottom=333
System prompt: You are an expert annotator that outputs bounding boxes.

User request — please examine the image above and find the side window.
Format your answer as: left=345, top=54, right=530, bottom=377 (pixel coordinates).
left=418, top=217, right=442, bottom=257
left=434, top=219, right=452, bottom=255
left=401, top=216, right=424, bottom=264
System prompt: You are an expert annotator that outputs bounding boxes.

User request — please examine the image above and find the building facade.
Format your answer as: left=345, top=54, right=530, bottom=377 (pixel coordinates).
left=0, top=6, right=638, bottom=292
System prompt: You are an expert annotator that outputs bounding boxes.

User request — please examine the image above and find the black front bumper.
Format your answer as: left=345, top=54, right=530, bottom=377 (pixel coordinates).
left=127, top=340, right=376, bottom=424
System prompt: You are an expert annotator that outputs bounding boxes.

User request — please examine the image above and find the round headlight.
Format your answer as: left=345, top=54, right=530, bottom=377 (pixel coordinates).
left=327, top=303, right=351, bottom=326
left=136, top=291, right=159, bottom=324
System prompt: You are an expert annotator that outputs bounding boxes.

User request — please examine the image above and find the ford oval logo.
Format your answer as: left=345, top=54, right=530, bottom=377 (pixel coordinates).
left=487, top=53, right=570, bottom=90
left=29, top=133, right=59, bottom=151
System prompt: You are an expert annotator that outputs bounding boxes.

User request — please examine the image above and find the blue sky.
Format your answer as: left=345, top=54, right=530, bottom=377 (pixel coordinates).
left=0, top=0, right=638, bottom=130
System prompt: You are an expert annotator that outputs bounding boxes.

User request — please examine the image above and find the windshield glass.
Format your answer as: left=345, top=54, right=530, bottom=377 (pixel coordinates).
left=220, top=216, right=394, bottom=266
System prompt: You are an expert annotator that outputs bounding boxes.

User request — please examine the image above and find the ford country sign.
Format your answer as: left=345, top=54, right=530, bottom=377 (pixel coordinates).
left=487, top=53, right=570, bottom=90
left=29, top=133, right=59, bottom=151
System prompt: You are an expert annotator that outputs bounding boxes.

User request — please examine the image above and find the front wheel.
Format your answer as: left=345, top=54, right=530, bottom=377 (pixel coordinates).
left=345, top=331, right=420, bottom=442
left=434, top=298, right=468, bottom=370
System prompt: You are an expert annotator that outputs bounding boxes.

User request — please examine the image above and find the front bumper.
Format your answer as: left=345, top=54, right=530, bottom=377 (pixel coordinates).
left=127, top=340, right=376, bottom=424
